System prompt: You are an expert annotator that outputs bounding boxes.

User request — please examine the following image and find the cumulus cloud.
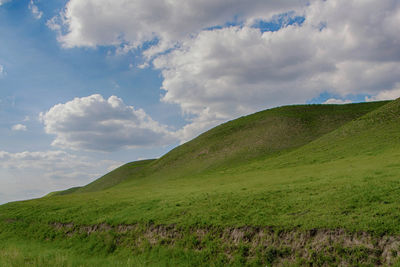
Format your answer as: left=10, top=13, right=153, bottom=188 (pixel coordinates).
left=0, top=150, right=114, bottom=177
left=154, top=0, right=400, bottom=139
left=323, top=99, right=352, bottom=105
left=40, top=94, right=176, bottom=151
left=153, top=24, right=333, bottom=140
left=365, top=85, right=400, bottom=102
left=29, top=0, right=43, bottom=19
left=46, top=16, right=62, bottom=31
left=49, top=0, right=309, bottom=52
left=0, top=64, right=4, bottom=77
left=50, top=0, right=400, bottom=141
left=0, top=150, right=121, bottom=204
left=0, top=0, right=11, bottom=6
left=11, top=124, right=27, bottom=131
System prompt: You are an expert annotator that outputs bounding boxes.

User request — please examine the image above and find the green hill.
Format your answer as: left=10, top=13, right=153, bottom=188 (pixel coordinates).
left=72, top=159, right=155, bottom=194
left=148, top=101, right=388, bottom=174
left=59, top=101, right=388, bottom=195
left=3, top=100, right=400, bottom=266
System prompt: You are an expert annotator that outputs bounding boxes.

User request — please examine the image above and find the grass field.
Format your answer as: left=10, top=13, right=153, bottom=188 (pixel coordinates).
left=2, top=100, right=400, bottom=266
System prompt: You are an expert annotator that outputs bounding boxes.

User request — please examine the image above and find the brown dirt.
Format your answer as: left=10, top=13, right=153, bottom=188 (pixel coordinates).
left=50, top=222, right=400, bottom=265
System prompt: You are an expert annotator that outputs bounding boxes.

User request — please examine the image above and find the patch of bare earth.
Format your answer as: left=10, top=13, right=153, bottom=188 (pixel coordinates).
left=50, top=222, right=400, bottom=265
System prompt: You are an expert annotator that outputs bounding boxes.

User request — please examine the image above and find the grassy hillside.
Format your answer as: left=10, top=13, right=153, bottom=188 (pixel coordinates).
left=2, top=100, right=400, bottom=266
left=74, top=159, right=155, bottom=194
left=148, top=101, right=388, bottom=174
left=59, top=101, right=388, bottom=196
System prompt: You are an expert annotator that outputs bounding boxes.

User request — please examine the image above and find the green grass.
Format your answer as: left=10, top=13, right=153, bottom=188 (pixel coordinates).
left=0, top=239, right=215, bottom=267
left=2, top=99, right=400, bottom=266
left=57, top=100, right=388, bottom=195
left=76, top=159, right=155, bottom=194
left=146, top=101, right=388, bottom=176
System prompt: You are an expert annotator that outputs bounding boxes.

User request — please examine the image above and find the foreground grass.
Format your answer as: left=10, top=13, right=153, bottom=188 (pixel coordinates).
left=0, top=239, right=218, bottom=267
left=3, top=148, right=400, bottom=265
left=4, top=148, right=400, bottom=231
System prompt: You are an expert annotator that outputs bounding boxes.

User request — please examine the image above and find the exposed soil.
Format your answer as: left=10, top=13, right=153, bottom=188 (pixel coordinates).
left=50, top=222, right=400, bottom=266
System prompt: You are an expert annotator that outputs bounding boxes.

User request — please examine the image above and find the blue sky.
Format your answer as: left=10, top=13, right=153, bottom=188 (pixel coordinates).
left=0, top=0, right=185, bottom=157
left=1, top=0, right=399, bottom=203
left=0, top=0, right=184, bottom=203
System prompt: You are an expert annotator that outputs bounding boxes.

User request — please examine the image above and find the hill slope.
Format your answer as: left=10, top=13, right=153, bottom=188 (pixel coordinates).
left=69, top=159, right=155, bottom=194
left=62, top=101, right=388, bottom=195
left=148, top=101, right=389, bottom=174
left=3, top=100, right=400, bottom=266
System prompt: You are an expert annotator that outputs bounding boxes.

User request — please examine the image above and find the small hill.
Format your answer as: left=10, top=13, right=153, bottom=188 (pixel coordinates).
left=149, top=101, right=388, bottom=173
left=59, top=101, right=388, bottom=195
left=274, top=98, right=400, bottom=166
left=72, top=159, right=155, bottom=194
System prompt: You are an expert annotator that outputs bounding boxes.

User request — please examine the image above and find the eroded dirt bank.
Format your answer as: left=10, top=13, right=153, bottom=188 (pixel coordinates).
left=50, top=222, right=400, bottom=266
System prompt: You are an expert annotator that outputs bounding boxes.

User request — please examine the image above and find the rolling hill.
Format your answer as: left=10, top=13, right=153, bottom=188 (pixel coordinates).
left=59, top=101, right=387, bottom=195
left=2, top=99, right=400, bottom=266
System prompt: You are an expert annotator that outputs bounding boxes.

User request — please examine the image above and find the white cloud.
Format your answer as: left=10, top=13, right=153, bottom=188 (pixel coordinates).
left=0, top=150, right=121, bottom=204
left=50, top=0, right=400, bottom=141
left=0, top=150, right=110, bottom=177
left=323, top=99, right=352, bottom=105
left=40, top=94, right=176, bottom=151
left=365, top=85, right=400, bottom=102
left=0, top=0, right=11, bottom=6
left=11, top=124, right=27, bottom=131
left=50, top=0, right=309, bottom=51
left=46, top=16, right=62, bottom=31
left=154, top=0, right=400, bottom=140
left=29, top=0, right=43, bottom=19
left=153, top=24, right=333, bottom=140
left=0, top=64, right=4, bottom=77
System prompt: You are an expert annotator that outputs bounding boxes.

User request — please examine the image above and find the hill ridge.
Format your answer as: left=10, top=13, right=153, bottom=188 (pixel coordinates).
left=60, top=100, right=389, bottom=195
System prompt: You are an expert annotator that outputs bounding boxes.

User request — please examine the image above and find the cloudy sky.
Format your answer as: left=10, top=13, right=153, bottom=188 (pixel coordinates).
left=0, top=0, right=399, bottom=204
